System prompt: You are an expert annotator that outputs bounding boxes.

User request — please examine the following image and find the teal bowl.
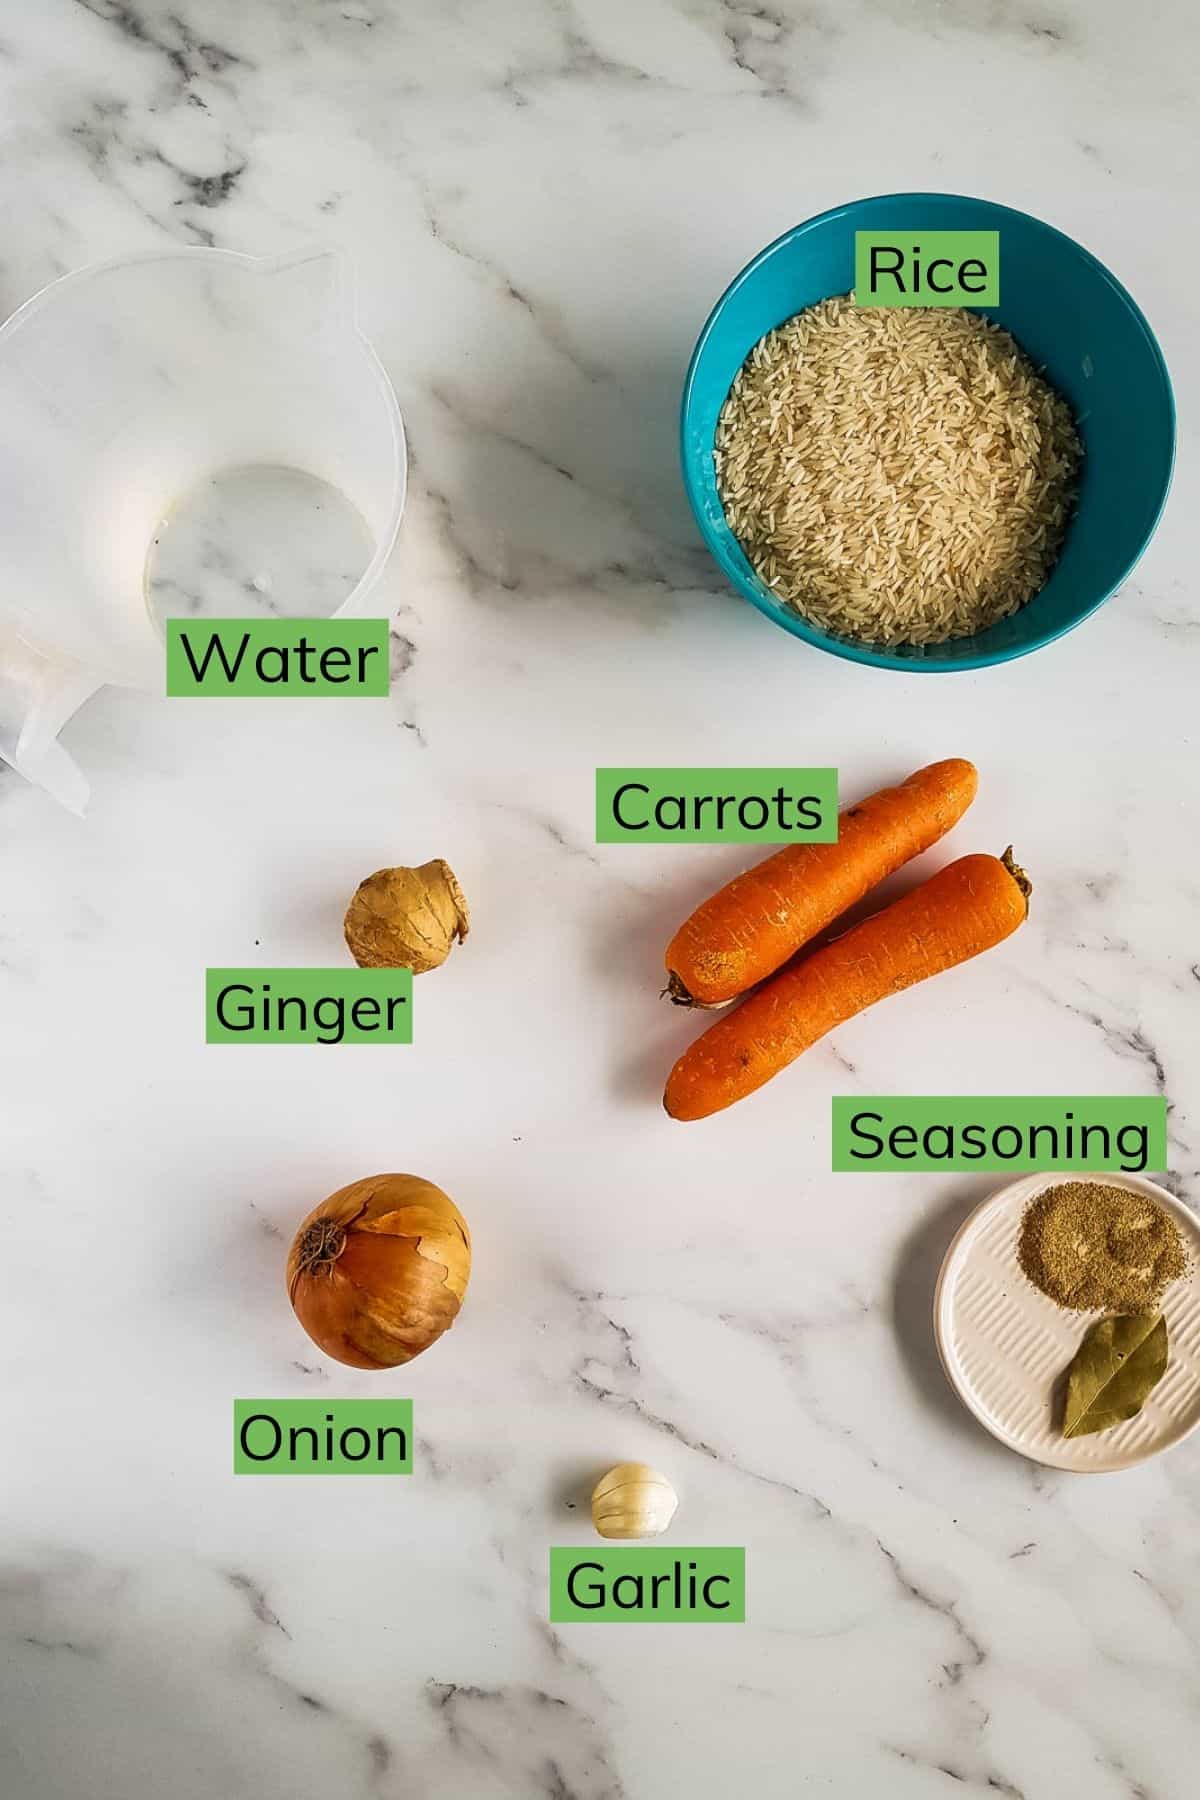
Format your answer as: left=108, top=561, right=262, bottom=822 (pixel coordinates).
left=681, top=194, right=1175, bottom=670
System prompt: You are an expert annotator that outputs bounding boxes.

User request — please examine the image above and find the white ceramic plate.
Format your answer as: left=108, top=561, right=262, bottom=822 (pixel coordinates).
left=934, top=1172, right=1200, bottom=1471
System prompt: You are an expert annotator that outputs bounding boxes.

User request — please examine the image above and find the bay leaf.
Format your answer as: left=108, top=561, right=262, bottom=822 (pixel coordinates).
left=1062, top=1313, right=1168, bottom=1439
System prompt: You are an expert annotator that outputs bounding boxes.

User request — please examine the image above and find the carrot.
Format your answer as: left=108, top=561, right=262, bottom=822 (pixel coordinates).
left=664, top=849, right=1030, bottom=1121
left=664, top=759, right=978, bottom=1008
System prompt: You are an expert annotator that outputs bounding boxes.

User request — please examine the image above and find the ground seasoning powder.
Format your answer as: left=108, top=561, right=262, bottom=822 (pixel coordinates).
left=1018, top=1181, right=1188, bottom=1311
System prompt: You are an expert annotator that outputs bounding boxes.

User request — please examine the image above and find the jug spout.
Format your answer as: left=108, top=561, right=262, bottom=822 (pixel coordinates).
left=0, top=628, right=98, bottom=814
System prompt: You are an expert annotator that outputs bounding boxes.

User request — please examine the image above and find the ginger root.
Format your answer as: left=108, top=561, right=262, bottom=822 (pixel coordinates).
left=344, top=859, right=469, bottom=973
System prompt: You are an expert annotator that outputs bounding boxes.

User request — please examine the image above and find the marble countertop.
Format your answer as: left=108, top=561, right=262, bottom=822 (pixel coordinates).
left=2, top=2, right=1198, bottom=1796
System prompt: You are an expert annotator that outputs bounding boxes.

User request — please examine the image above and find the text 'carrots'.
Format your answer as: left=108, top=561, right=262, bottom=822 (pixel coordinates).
left=664, top=758, right=978, bottom=1008
left=664, top=850, right=1030, bottom=1122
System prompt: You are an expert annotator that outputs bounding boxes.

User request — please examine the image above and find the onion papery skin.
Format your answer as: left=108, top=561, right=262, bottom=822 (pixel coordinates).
left=286, top=1173, right=470, bottom=1369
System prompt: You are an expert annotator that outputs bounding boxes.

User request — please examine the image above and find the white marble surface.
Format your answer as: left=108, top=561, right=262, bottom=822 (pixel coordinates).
left=2, top=2, right=1199, bottom=1795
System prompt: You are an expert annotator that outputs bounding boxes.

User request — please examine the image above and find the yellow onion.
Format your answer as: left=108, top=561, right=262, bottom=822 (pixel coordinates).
left=286, top=1173, right=470, bottom=1369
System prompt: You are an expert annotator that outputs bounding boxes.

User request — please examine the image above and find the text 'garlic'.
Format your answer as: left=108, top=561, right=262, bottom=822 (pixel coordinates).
left=591, top=1463, right=678, bottom=1539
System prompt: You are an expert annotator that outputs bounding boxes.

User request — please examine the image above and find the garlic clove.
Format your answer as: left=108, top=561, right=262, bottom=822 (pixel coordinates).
left=591, top=1462, right=678, bottom=1540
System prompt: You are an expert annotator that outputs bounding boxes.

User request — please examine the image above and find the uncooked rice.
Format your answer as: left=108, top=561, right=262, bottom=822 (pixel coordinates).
left=714, top=294, right=1081, bottom=647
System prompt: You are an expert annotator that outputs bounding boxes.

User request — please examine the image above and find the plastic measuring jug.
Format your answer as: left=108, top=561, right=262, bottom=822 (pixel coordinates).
left=0, top=247, right=406, bottom=812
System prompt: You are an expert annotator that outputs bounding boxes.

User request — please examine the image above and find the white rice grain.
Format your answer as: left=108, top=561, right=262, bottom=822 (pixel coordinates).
left=715, top=294, right=1081, bottom=647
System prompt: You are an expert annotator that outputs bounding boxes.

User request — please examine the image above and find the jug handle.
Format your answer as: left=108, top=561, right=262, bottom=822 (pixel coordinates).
left=0, top=630, right=96, bottom=815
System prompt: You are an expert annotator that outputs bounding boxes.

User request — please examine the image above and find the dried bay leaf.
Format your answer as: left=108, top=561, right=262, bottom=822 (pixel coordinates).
left=1061, top=1313, right=1168, bottom=1439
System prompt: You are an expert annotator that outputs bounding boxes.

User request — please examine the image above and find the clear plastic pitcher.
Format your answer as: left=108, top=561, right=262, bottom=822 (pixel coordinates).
left=0, top=248, right=406, bottom=812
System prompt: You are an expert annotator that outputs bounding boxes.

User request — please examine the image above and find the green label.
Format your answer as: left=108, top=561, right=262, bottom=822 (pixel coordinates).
left=854, top=231, right=999, bottom=306
left=206, top=969, right=412, bottom=1044
left=596, top=769, right=837, bottom=844
left=234, top=1400, right=413, bottom=1473
left=549, top=1548, right=745, bottom=1622
left=166, top=619, right=390, bottom=696
left=832, top=1097, right=1167, bottom=1173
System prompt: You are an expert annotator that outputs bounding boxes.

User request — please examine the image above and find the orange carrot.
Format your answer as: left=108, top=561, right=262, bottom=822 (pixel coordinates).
left=664, top=759, right=978, bottom=1008
left=665, top=850, right=1030, bottom=1121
